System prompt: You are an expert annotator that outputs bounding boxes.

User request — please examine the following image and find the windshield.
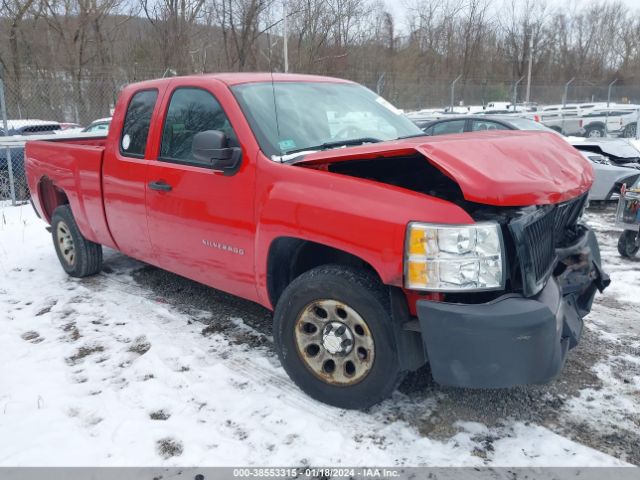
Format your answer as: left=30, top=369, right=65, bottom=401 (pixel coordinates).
left=231, top=81, right=423, bottom=159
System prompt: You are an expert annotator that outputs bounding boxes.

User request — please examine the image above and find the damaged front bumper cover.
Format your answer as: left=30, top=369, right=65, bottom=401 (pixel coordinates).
left=416, top=225, right=610, bottom=389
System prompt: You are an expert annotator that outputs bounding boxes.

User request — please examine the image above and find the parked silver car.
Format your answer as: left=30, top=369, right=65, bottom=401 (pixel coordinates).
left=577, top=151, right=639, bottom=201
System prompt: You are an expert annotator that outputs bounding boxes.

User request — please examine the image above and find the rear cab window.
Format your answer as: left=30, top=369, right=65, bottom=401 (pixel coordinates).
left=471, top=120, right=509, bottom=131
left=120, top=89, right=158, bottom=158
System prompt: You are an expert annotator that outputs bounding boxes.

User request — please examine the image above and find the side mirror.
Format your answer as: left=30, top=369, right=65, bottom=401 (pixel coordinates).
left=192, top=130, right=242, bottom=176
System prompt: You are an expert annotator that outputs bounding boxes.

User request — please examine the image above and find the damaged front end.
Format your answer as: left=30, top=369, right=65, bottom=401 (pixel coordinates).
left=293, top=135, right=609, bottom=388
left=416, top=193, right=610, bottom=389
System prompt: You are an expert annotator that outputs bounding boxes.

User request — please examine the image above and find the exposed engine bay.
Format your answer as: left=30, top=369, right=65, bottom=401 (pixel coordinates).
left=304, top=153, right=596, bottom=302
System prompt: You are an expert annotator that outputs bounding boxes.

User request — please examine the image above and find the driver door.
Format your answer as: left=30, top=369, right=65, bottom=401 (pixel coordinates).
left=145, top=84, right=256, bottom=298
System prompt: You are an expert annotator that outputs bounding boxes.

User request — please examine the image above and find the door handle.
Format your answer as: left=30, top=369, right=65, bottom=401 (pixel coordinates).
left=148, top=180, right=172, bottom=192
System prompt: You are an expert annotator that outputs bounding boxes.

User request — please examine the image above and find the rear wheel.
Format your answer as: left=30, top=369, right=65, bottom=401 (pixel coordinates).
left=51, top=205, right=103, bottom=277
left=273, top=264, right=405, bottom=409
left=623, top=123, right=637, bottom=138
left=586, top=125, right=605, bottom=138
left=618, top=230, right=640, bottom=258
left=0, top=172, right=10, bottom=200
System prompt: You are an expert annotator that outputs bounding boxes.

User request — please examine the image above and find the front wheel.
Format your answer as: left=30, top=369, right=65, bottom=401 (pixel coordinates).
left=618, top=230, right=640, bottom=258
left=51, top=205, right=103, bottom=277
left=273, top=265, right=405, bottom=409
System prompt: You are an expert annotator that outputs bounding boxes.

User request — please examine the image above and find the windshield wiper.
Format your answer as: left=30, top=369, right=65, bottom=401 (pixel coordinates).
left=283, top=137, right=382, bottom=156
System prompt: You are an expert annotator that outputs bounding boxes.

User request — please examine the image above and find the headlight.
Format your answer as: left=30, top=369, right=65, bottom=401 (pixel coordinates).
left=405, top=222, right=505, bottom=291
left=588, top=154, right=610, bottom=165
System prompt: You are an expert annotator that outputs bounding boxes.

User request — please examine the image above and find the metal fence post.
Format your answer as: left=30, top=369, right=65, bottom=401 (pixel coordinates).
left=450, top=74, right=462, bottom=112
left=562, top=77, right=575, bottom=107
left=561, top=77, right=575, bottom=135
left=376, top=73, right=386, bottom=95
left=0, top=78, right=17, bottom=206
left=605, top=78, right=618, bottom=137
left=512, top=76, right=525, bottom=110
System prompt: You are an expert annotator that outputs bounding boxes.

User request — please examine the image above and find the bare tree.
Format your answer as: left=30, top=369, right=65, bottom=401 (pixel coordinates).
left=3, top=0, right=640, bottom=120
left=211, top=0, right=279, bottom=71
left=43, top=0, right=123, bottom=121
left=141, top=0, right=205, bottom=74
left=499, top=0, right=549, bottom=80
left=1, top=0, right=40, bottom=109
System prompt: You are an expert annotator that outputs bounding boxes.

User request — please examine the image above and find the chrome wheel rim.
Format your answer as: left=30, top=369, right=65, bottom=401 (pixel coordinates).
left=294, top=299, right=375, bottom=386
left=56, top=221, right=75, bottom=266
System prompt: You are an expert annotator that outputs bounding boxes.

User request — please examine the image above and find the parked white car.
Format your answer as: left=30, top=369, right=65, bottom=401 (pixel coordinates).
left=82, top=117, right=112, bottom=134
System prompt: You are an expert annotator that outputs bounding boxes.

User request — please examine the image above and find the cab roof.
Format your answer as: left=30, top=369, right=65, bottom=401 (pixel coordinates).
left=129, top=72, right=353, bottom=90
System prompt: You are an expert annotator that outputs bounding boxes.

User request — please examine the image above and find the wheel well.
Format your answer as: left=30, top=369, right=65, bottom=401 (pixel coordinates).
left=586, top=122, right=605, bottom=130
left=38, top=177, right=69, bottom=222
left=266, top=237, right=381, bottom=308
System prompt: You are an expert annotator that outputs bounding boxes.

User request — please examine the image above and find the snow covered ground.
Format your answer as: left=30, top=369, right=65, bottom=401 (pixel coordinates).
left=0, top=201, right=638, bottom=467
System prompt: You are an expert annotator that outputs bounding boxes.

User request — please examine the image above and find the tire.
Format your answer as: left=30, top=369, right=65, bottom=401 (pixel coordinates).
left=623, top=123, right=637, bottom=139
left=273, top=264, right=406, bottom=409
left=585, top=125, right=605, bottom=138
left=618, top=230, right=640, bottom=258
left=587, top=200, right=608, bottom=211
left=0, top=172, right=10, bottom=200
left=51, top=205, right=103, bottom=277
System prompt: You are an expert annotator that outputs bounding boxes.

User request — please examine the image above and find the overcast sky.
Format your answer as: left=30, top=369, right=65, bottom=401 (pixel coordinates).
left=383, top=0, right=640, bottom=31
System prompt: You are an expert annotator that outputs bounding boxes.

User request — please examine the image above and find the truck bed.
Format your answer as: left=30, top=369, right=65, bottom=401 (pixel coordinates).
left=25, top=136, right=115, bottom=248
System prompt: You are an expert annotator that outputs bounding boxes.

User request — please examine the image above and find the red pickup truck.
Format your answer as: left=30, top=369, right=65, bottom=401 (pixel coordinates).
left=26, top=73, right=609, bottom=409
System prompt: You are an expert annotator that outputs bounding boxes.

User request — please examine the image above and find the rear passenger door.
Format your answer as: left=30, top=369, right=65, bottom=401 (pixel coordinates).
left=103, top=88, right=160, bottom=262
left=144, top=84, right=256, bottom=298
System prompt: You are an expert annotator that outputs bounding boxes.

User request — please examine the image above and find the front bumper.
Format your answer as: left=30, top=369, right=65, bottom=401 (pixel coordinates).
left=416, top=226, right=609, bottom=388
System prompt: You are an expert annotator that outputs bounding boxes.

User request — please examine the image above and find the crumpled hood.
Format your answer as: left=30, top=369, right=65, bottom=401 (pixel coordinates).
left=568, top=137, right=640, bottom=160
left=293, top=130, right=593, bottom=206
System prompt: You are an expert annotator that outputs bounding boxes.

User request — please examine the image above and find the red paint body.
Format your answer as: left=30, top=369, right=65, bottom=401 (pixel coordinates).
left=25, top=73, right=593, bottom=311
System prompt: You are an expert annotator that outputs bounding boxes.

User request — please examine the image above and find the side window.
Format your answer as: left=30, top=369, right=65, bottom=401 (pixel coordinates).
left=120, top=89, right=158, bottom=157
left=432, top=119, right=466, bottom=136
left=422, top=125, right=434, bottom=135
left=88, top=123, right=109, bottom=133
left=160, top=87, right=238, bottom=165
left=471, top=120, right=510, bottom=132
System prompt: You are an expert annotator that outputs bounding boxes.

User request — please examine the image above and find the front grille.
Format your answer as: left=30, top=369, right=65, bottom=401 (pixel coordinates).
left=523, top=210, right=556, bottom=282
left=509, top=193, right=587, bottom=296
left=552, top=193, right=588, bottom=244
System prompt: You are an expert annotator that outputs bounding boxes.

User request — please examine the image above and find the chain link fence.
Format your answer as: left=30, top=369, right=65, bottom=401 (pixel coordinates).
left=2, top=71, right=640, bottom=203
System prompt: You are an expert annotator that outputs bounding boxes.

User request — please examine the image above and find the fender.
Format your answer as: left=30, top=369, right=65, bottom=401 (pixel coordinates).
left=253, top=158, right=473, bottom=308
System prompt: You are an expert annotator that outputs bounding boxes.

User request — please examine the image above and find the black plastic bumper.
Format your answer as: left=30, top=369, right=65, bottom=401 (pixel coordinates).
left=416, top=226, right=609, bottom=389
